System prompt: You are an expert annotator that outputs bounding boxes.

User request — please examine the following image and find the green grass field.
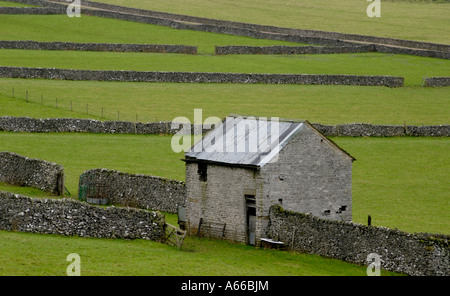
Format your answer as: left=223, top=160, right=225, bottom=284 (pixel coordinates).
left=1, top=49, right=449, bottom=86
left=1, top=79, right=449, bottom=125
left=0, top=230, right=401, bottom=276
left=0, top=14, right=300, bottom=54
left=94, top=0, right=450, bottom=44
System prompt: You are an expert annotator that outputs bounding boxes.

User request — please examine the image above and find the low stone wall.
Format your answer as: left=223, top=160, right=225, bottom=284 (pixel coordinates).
left=1, top=117, right=448, bottom=137
left=2, top=0, right=48, bottom=5
left=0, top=191, right=166, bottom=241
left=215, top=44, right=449, bottom=59
left=423, top=77, right=450, bottom=87
left=0, top=40, right=198, bottom=54
left=0, top=6, right=65, bottom=14
left=215, top=45, right=375, bottom=55
left=268, top=206, right=449, bottom=276
left=0, top=116, right=198, bottom=135
left=312, top=123, right=450, bottom=137
left=375, top=45, right=450, bottom=60
left=0, top=66, right=405, bottom=87
left=0, top=151, right=64, bottom=195
left=79, top=168, right=185, bottom=213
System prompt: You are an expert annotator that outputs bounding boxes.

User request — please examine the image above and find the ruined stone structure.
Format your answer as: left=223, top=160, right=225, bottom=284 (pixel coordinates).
left=183, top=115, right=354, bottom=245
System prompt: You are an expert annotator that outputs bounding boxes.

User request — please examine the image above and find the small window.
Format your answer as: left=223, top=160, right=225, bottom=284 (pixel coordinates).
left=197, top=163, right=207, bottom=182
left=245, top=194, right=256, bottom=206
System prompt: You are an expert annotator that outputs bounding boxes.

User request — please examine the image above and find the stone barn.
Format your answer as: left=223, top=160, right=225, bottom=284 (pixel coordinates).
left=183, top=115, right=355, bottom=245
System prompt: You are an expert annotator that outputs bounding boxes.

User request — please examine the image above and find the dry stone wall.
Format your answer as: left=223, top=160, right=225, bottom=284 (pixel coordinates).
left=0, top=191, right=166, bottom=241
left=79, top=168, right=186, bottom=213
left=215, top=45, right=376, bottom=55
left=1, top=117, right=448, bottom=137
left=0, top=151, right=64, bottom=195
left=0, top=66, right=405, bottom=87
left=216, top=44, right=449, bottom=59
left=423, top=77, right=450, bottom=87
left=0, top=40, right=198, bottom=54
left=374, top=45, right=450, bottom=60
left=0, top=6, right=65, bottom=14
left=312, top=123, right=450, bottom=137
left=269, top=206, right=449, bottom=276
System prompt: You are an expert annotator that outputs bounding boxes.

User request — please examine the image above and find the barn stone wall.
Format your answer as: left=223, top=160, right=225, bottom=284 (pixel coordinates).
left=0, top=191, right=166, bottom=241
left=0, top=151, right=64, bottom=195
left=184, top=162, right=258, bottom=243
left=257, top=124, right=353, bottom=239
left=269, top=205, right=449, bottom=276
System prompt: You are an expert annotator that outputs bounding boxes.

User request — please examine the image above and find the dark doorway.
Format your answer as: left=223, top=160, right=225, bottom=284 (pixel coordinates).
left=245, top=195, right=256, bottom=245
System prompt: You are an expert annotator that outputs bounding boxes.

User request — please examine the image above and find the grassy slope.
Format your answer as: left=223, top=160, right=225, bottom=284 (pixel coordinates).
left=0, top=132, right=448, bottom=235
left=1, top=79, right=449, bottom=125
left=0, top=15, right=300, bottom=54
left=332, top=136, right=450, bottom=235
left=94, top=0, right=450, bottom=44
left=0, top=230, right=401, bottom=276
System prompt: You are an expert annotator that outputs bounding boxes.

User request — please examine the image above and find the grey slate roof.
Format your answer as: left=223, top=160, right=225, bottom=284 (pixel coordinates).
left=185, top=115, right=307, bottom=167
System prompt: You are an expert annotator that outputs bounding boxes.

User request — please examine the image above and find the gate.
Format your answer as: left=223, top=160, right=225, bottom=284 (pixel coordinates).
left=165, top=223, right=187, bottom=249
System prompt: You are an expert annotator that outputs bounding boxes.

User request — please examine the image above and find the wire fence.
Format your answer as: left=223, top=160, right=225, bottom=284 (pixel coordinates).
left=2, top=87, right=154, bottom=123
